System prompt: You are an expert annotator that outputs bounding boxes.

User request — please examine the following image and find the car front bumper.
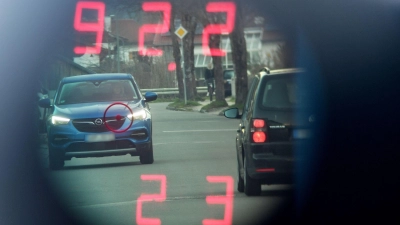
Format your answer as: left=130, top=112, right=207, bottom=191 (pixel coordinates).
left=48, top=120, right=152, bottom=159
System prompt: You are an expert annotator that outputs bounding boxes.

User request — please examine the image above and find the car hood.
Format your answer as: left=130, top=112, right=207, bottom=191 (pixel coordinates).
left=54, top=101, right=143, bottom=119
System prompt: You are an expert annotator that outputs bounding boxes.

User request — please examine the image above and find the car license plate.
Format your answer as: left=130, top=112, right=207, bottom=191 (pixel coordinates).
left=85, top=133, right=115, bottom=142
left=293, top=129, right=312, bottom=139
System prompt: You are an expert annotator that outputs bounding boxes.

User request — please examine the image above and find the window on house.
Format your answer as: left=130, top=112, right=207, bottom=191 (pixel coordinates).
left=245, top=31, right=263, bottom=51
left=221, top=37, right=231, bottom=51
left=223, top=52, right=233, bottom=67
left=205, top=56, right=212, bottom=65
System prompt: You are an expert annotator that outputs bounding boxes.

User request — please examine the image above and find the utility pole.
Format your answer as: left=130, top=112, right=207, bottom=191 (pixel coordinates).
left=175, top=25, right=188, bottom=104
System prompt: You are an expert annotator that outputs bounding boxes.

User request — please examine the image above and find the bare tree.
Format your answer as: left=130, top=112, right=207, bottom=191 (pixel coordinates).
left=181, top=13, right=198, bottom=100
left=195, top=0, right=227, bottom=103
left=229, top=1, right=248, bottom=105
left=211, top=34, right=225, bottom=102
left=169, top=6, right=185, bottom=99
left=273, top=43, right=294, bottom=69
left=169, top=0, right=204, bottom=101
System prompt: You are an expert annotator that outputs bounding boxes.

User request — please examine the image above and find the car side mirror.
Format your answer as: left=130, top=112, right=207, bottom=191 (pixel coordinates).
left=224, top=108, right=240, bottom=119
left=38, top=98, right=52, bottom=108
left=144, top=92, right=157, bottom=102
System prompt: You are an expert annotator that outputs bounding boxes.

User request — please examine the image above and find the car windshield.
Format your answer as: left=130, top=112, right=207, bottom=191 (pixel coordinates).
left=258, top=75, right=311, bottom=110
left=56, top=79, right=138, bottom=105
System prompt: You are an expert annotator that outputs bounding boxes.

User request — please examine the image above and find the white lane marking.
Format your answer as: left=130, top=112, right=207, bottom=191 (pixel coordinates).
left=154, top=142, right=188, bottom=145
left=69, top=195, right=235, bottom=209
left=153, top=141, right=216, bottom=145
left=194, top=141, right=215, bottom=143
left=163, top=129, right=236, bottom=133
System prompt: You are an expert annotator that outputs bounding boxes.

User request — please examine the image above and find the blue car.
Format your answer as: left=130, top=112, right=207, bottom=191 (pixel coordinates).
left=38, top=74, right=157, bottom=170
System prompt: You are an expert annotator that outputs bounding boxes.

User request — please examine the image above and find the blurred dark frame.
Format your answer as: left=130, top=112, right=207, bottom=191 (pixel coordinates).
left=0, top=0, right=399, bottom=224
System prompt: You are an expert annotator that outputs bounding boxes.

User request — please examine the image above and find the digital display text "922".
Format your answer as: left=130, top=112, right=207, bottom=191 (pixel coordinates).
left=73, top=1, right=236, bottom=57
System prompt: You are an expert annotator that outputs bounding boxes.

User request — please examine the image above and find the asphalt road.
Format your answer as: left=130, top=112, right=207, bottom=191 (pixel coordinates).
left=38, top=102, right=293, bottom=225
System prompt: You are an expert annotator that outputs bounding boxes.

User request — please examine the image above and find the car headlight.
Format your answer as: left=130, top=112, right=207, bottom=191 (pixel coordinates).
left=51, top=116, right=70, bottom=125
left=127, top=109, right=147, bottom=121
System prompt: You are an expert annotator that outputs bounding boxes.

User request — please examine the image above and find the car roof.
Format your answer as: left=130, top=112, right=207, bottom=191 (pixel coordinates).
left=61, top=73, right=133, bottom=83
left=258, top=68, right=304, bottom=78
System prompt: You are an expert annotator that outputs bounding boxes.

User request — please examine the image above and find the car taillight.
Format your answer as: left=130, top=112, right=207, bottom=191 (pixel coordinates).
left=253, top=132, right=266, bottom=142
left=251, top=119, right=268, bottom=143
left=253, top=119, right=265, bottom=128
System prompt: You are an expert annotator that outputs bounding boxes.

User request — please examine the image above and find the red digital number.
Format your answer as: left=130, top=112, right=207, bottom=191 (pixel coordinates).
left=168, top=62, right=176, bottom=71
left=203, top=176, right=234, bottom=225
left=139, top=2, right=171, bottom=56
left=73, top=1, right=105, bottom=54
left=136, top=175, right=167, bottom=225
left=202, top=2, right=236, bottom=57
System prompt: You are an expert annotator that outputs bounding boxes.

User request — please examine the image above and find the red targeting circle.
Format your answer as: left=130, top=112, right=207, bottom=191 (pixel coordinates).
left=103, top=102, right=134, bottom=133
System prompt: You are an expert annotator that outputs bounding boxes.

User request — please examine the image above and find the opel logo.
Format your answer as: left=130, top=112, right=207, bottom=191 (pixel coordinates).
left=94, top=118, right=103, bottom=125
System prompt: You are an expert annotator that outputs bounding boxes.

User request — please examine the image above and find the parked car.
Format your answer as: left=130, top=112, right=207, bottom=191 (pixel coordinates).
left=38, top=74, right=157, bottom=170
left=224, top=67, right=314, bottom=196
left=223, top=69, right=234, bottom=97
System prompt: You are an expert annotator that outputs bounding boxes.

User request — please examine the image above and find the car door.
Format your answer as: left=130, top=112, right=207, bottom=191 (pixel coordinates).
left=237, top=76, right=260, bottom=172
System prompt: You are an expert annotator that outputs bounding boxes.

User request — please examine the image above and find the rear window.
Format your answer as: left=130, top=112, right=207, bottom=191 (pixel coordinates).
left=258, top=74, right=310, bottom=109
left=56, top=79, right=139, bottom=105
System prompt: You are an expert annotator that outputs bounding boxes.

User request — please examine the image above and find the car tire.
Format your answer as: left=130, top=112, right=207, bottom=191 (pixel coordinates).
left=140, top=142, right=154, bottom=164
left=237, top=163, right=244, bottom=192
left=244, top=155, right=261, bottom=196
left=48, top=147, right=64, bottom=170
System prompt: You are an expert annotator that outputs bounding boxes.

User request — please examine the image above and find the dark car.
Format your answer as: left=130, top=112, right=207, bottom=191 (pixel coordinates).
left=38, top=73, right=157, bottom=170
left=223, top=69, right=234, bottom=96
left=224, top=68, right=314, bottom=196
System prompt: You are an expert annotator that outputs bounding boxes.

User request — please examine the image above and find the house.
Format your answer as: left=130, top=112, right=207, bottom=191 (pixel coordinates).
left=42, top=55, right=96, bottom=91
left=72, top=14, right=289, bottom=84
left=151, top=16, right=287, bottom=79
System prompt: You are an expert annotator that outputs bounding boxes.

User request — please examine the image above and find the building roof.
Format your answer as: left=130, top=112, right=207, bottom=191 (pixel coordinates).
left=56, top=55, right=96, bottom=74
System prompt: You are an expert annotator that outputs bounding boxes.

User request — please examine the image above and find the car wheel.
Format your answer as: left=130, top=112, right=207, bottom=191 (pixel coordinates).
left=244, top=155, right=261, bottom=196
left=237, top=163, right=244, bottom=192
left=140, top=142, right=154, bottom=164
left=48, top=147, right=64, bottom=170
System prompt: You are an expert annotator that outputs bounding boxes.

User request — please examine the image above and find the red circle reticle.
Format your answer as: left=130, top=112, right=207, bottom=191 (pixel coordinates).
left=115, top=114, right=122, bottom=121
left=103, top=102, right=134, bottom=133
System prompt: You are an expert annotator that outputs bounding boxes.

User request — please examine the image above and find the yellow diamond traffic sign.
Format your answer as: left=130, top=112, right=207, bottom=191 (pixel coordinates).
left=175, top=26, right=188, bottom=39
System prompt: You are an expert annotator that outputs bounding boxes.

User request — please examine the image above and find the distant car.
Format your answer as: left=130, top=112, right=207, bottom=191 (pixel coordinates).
left=38, top=74, right=157, bottom=170
left=223, top=69, right=234, bottom=97
left=224, top=68, right=314, bottom=196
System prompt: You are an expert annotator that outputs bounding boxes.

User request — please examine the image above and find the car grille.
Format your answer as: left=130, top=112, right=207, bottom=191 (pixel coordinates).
left=66, top=140, right=135, bottom=152
left=72, top=117, right=125, bottom=133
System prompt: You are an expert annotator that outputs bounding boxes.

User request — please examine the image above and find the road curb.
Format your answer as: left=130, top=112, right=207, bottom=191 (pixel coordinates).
left=165, top=98, right=234, bottom=115
left=165, top=106, right=194, bottom=112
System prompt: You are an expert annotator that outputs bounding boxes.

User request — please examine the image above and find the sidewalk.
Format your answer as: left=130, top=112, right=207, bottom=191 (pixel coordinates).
left=192, top=97, right=235, bottom=115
